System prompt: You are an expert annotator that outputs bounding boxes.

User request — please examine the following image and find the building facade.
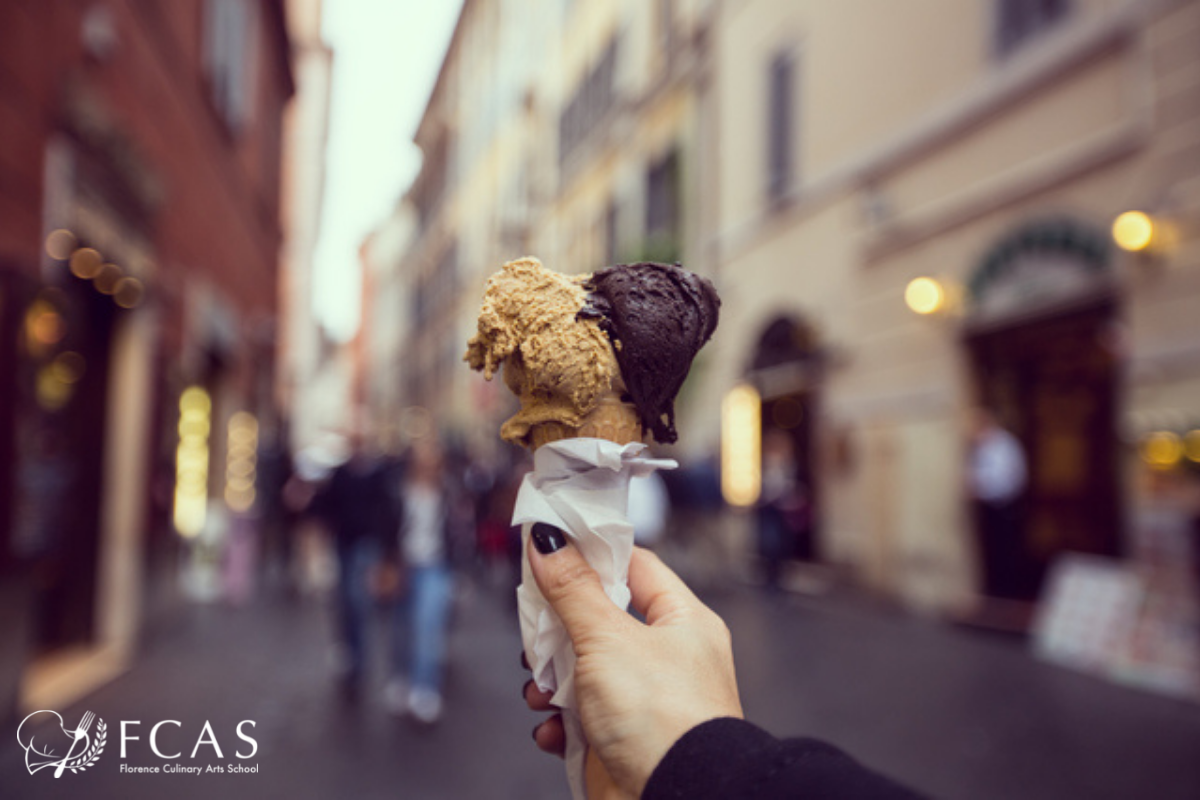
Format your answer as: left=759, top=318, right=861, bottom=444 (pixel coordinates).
left=0, top=0, right=293, bottom=716
left=357, top=204, right=415, bottom=450
left=704, top=0, right=1200, bottom=612
left=380, top=0, right=1198, bottom=613
left=389, top=0, right=547, bottom=453
left=278, top=0, right=333, bottom=454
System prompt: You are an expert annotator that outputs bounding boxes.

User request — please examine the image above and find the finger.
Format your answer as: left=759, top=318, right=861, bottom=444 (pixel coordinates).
left=533, top=713, right=566, bottom=758
left=627, top=546, right=703, bottom=625
left=527, top=525, right=630, bottom=645
left=523, top=678, right=556, bottom=712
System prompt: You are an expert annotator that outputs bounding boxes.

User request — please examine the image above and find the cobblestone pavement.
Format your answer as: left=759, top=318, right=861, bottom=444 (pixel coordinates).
left=3, top=567, right=1199, bottom=799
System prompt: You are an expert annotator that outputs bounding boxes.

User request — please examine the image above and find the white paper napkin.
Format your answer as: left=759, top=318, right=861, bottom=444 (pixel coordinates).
left=513, top=438, right=676, bottom=800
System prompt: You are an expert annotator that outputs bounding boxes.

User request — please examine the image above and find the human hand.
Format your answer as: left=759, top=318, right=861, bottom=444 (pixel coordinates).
left=523, top=531, right=743, bottom=798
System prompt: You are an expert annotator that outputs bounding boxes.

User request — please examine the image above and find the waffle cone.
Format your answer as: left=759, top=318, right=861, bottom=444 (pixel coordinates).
left=528, top=394, right=642, bottom=451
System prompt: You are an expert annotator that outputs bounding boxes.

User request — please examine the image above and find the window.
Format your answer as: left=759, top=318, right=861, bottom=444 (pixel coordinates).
left=559, top=38, right=618, bottom=165
left=646, top=149, right=680, bottom=249
left=604, top=200, right=618, bottom=265
left=995, top=0, right=1070, bottom=57
left=203, top=0, right=259, bottom=133
left=415, top=242, right=458, bottom=331
left=767, top=50, right=795, bottom=203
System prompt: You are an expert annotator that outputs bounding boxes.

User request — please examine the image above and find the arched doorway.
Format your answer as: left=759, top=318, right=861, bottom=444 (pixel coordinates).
left=964, top=217, right=1122, bottom=601
left=749, top=315, right=822, bottom=562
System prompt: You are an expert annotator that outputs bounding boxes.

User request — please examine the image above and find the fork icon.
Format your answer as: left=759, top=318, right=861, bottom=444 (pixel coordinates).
left=54, top=710, right=94, bottom=779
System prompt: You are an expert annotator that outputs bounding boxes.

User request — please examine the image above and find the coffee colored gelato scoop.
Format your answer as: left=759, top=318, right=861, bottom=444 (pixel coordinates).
left=464, top=257, right=620, bottom=446
left=582, top=262, right=720, bottom=444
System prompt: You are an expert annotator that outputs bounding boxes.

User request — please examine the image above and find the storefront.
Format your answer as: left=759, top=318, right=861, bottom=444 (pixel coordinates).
left=0, top=124, right=160, bottom=714
left=746, top=315, right=823, bottom=564
left=964, top=218, right=1122, bottom=602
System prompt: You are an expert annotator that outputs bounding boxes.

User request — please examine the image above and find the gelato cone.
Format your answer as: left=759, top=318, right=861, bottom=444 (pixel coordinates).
left=529, top=393, right=643, bottom=451
left=465, top=256, right=719, bottom=800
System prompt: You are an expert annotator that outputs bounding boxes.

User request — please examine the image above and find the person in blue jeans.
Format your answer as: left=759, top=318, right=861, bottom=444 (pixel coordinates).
left=310, top=433, right=396, bottom=696
left=388, top=438, right=456, bottom=724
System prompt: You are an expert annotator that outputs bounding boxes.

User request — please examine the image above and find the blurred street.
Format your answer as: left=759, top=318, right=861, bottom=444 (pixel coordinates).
left=3, top=0, right=1200, bottom=797
left=3, top=565, right=1199, bottom=800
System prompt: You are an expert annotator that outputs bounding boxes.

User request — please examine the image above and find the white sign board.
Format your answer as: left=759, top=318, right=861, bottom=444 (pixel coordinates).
left=1031, top=554, right=1143, bottom=672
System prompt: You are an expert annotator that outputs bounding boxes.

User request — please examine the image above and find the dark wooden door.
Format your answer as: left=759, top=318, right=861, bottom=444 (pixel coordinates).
left=967, top=300, right=1121, bottom=598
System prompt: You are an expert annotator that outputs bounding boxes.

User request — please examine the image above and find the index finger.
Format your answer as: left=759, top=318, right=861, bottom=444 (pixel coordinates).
left=526, top=527, right=632, bottom=648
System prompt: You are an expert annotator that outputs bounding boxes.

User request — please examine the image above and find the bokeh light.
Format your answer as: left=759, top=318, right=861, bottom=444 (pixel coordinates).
left=69, top=247, right=103, bottom=279
left=722, top=384, right=762, bottom=507
left=26, top=301, right=66, bottom=345
left=45, top=229, right=78, bottom=260
left=1112, top=211, right=1154, bottom=252
left=225, top=411, right=259, bottom=513
left=1184, top=430, right=1200, bottom=464
left=93, top=262, right=123, bottom=294
left=905, top=277, right=945, bottom=315
left=174, top=386, right=212, bottom=538
left=35, top=365, right=75, bottom=410
left=1140, top=431, right=1183, bottom=469
left=50, top=351, right=86, bottom=383
left=113, top=276, right=145, bottom=309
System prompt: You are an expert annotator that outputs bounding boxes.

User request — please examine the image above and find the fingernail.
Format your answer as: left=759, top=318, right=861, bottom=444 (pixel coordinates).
left=522, top=678, right=534, bottom=699
left=520, top=650, right=530, bottom=671
left=531, top=723, right=541, bottom=742
left=531, top=522, right=567, bottom=555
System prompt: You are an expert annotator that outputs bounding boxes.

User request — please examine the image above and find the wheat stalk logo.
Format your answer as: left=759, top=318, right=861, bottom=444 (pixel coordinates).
left=64, top=718, right=106, bottom=773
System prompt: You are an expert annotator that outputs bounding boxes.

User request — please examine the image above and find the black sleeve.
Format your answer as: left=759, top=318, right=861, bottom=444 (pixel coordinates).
left=642, top=718, right=926, bottom=800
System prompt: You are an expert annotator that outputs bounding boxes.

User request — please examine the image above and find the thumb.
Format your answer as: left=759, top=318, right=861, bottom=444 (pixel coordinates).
left=627, top=546, right=704, bottom=625
left=527, top=523, right=630, bottom=647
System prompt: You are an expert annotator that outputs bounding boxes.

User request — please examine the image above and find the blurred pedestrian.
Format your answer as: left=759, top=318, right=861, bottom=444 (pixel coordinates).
left=756, top=429, right=809, bottom=593
left=387, top=437, right=456, bottom=724
left=967, top=407, right=1028, bottom=599
left=464, top=452, right=499, bottom=561
left=310, top=431, right=396, bottom=694
left=256, top=428, right=296, bottom=595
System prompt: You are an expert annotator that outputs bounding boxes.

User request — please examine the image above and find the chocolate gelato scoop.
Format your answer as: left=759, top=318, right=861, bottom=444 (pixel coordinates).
left=582, top=262, right=720, bottom=444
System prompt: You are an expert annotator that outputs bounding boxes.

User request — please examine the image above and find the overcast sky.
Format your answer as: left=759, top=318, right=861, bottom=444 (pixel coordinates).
left=313, top=0, right=463, bottom=341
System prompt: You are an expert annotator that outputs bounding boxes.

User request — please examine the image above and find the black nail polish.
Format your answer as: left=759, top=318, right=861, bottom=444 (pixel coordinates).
left=531, top=522, right=568, bottom=555
left=532, top=723, right=541, bottom=742
left=520, top=650, right=530, bottom=671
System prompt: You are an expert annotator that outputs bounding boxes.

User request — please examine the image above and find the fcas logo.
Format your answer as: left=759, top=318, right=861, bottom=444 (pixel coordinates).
left=17, top=710, right=107, bottom=777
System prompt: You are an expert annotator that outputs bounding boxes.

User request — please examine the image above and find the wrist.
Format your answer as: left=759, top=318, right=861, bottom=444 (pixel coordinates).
left=641, top=717, right=766, bottom=800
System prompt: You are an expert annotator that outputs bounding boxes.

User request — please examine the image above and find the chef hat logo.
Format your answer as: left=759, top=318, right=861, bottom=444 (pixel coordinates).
left=17, top=710, right=107, bottom=777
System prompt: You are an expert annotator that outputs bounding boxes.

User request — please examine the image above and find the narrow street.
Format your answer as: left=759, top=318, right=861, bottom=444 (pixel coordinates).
left=3, top=2, right=1199, bottom=799
left=4, top=564, right=1199, bottom=800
